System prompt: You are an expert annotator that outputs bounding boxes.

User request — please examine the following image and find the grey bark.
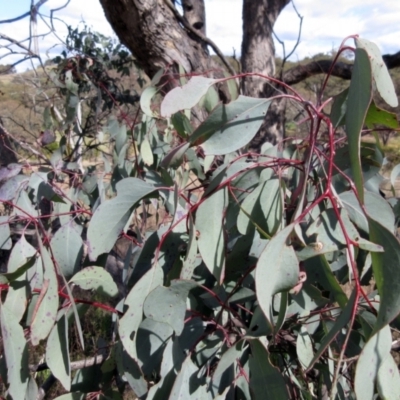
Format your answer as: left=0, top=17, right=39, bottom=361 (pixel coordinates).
left=241, top=0, right=290, bottom=97
left=182, top=0, right=206, bottom=37
left=241, top=0, right=291, bottom=149
left=99, top=0, right=212, bottom=78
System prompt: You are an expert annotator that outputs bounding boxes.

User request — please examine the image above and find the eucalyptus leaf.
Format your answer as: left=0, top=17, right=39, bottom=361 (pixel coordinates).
left=161, top=76, right=217, bottom=117
left=355, top=324, right=392, bottom=400
left=87, top=178, right=157, bottom=260
left=190, top=96, right=272, bottom=155
left=345, top=47, right=372, bottom=203
left=356, top=38, right=398, bottom=107
left=30, top=246, right=59, bottom=346
left=196, top=188, right=228, bottom=283
left=255, top=224, right=299, bottom=330
left=0, top=303, right=29, bottom=399
left=51, top=222, right=83, bottom=279
left=69, top=266, right=118, bottom=297
left=46, top=313, right=71, bottom=391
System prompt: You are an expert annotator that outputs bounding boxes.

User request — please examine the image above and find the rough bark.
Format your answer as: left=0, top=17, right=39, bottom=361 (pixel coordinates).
left=99, top=0, right=211, bottom=78
left=241, top=0, right=290, bottom=97
left=182, top=0, right=206, bottom=37
left=241, top=0, right=291, bottom=148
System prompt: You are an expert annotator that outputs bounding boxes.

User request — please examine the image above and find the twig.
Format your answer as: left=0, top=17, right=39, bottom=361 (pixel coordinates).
left=0, top=0, right=48, bottom=24
left=274, top=0, right=303, bottom=78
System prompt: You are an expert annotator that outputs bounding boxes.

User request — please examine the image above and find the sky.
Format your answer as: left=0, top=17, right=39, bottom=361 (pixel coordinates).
left=1, top=0, right=399, bottom=71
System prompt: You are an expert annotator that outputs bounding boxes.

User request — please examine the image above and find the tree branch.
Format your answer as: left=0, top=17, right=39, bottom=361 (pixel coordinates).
left=283, top=51, right=400, bottom=85
left=0, top=0, right=48, bottom=24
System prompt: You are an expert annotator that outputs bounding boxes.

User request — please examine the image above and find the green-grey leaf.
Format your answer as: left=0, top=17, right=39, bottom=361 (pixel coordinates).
left=196, top=188, right=228, bottom=284
left=377, top=354, right=400, bottom=400
left=119, top=266, right=163, bottom=360
left=296, top=326, right=314, bottom=369
left=355, top=324, right=392, bottom=400
left=143, top=283, right=191, bottom=335
left=330, top=87, right=348, bottom=128
left=356, top=38, right=398, bottom=107
left=237, top=178, right=282, bottom=236
left=161, top=76, right=217, bottom=117
left=202, top=85, right=220, bottom=112
left=25, top=377, right=39, bottom=400
left=69, top=267, right=118, bottom=297
left=46, top=313, right=70, bottom=391
left=51, top=223, right=83, bottom=279
left=368, top=217, right=400, bottom=332
left=140, top=86, right=158, bottom=117
left=340, top=190, right=394, bottom=233
left=7, top=235, right=36, bottom=273
left=15, top=190, right=38, bottom=218
left=141, top=137, right=154, bottom=166
left=168, top=356, right=199, bottom=400
left=213, top=340, right=245, bottom=384
left=0, top=303, right=29, bottom=399
left=190, top=95, right=272, bottom=155
left=30, top=246, right=59, bottom=345
left=345, top=47, right=372, bottom=203
left=136, top=318, right=174, bottom=377
left=255, top=224, right=299, bottom=330
left=87, top=178, right=157, bottom=260
left=115, top=341, right=148, bottom=398
left=160, top=142, right=190, bottom=169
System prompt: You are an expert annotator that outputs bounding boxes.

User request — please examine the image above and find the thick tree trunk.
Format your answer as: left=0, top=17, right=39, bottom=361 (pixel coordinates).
left=241, top=0, right=290, bottom=96
left=241, top=0, right=290, bottom=149
left=99, top=0, right=211, bottom=78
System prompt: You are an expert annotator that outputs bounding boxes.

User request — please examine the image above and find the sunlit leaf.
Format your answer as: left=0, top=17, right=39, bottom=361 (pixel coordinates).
left=119, top=266, right=163, bottom=359
left=140, top=86, right=158, bottom=117
left=196, top=188, right=228, bottom=284
left=0, top=303, right=29, bottom=399
left=161, top=76, right=217, bottom=117
left=69, top=266, right=118, bottom=297
left=51, top=222, right=83, bottom=279
left=355, top=324, right=392, bottom=400
left=30, top=246, right=59, bottom=345
left=255, top=224, right=299, bottom=330
left=190, top=96, right=272, bottom=155
left=87, top=178, right=157, bottom=260
left=345, top=47, right=372, bottom=203
left=46, top=313, right=70, bottom=391
left=356, top=38, right=398, bottom=107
